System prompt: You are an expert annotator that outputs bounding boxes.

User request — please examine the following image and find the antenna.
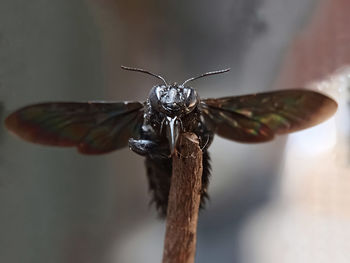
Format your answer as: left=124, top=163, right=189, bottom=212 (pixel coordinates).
left=181, top=68, right=230, bottom=87
left=121, top=66, right=169, bottom=86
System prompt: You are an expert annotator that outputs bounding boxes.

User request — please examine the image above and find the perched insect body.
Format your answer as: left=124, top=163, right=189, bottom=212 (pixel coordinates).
left=5, top=66, right=337, bottom=217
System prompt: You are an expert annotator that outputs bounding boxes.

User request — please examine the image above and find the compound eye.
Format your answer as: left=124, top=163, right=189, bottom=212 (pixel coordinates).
left=149, top=85, right=164, bottom=111
left=184, top=88, right=198, bottom=112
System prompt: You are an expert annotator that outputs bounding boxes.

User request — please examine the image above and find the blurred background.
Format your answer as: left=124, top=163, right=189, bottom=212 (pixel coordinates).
left=0, top=0, right=349, bottom=262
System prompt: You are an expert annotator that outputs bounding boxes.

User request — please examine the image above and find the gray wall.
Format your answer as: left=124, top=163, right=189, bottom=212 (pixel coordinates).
left=0, top=1, right=322, bottom=263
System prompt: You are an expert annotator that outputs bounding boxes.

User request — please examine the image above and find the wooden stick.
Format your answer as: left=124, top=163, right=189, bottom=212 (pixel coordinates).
left=162, top=132, right=203, bottom=263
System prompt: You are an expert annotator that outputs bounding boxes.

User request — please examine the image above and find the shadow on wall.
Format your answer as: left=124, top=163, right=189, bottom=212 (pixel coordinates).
left=196, top=138, right=286, bottom=263
left=0, top=102, right=3, bottom=141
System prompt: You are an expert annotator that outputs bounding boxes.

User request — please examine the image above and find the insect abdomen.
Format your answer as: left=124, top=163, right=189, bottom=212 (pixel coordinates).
left=145, top=151, right=211, bottom=218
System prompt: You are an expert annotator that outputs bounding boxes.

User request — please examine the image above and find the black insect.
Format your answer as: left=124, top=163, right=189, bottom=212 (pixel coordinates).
left=5, top=66, right=337, bottom=217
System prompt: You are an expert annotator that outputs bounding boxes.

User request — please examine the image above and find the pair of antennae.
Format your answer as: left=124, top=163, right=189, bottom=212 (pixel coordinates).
left=121, top=65, right=230, bottom=87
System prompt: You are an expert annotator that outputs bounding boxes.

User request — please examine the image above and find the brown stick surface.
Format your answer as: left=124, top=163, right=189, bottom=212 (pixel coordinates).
left=162, top=132, right=203, bottom=263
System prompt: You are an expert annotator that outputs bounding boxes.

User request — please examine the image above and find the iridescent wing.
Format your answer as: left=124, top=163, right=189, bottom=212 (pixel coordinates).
left=5, top=101, right=144, bottom=154
left=201, top=89, right=337, bottom=143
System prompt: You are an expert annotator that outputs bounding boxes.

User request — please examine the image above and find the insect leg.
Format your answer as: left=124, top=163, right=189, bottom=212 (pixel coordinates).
left=129, top=138, right=169, bottom=158
left=201, top=150, right=211, bottom=206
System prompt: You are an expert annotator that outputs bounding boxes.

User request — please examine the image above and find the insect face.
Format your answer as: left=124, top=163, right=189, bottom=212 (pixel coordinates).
left=148, top=84, right=199, bottom=118
left=148, top=84, right=200, bottom=154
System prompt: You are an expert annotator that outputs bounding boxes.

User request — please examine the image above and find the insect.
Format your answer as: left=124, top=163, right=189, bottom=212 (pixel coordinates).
left=5, top=66, right=337, bottom=217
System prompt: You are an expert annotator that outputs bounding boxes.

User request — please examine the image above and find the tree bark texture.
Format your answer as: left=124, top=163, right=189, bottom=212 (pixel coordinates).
left=162, top=132, right=203, bottom=263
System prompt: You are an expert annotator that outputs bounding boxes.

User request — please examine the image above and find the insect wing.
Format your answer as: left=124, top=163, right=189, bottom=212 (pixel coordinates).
left=202, top=89, right=337, bottom=142
left=5, top=101, right=144, bottom=154
left=201, top=105, right=274, bottom=142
